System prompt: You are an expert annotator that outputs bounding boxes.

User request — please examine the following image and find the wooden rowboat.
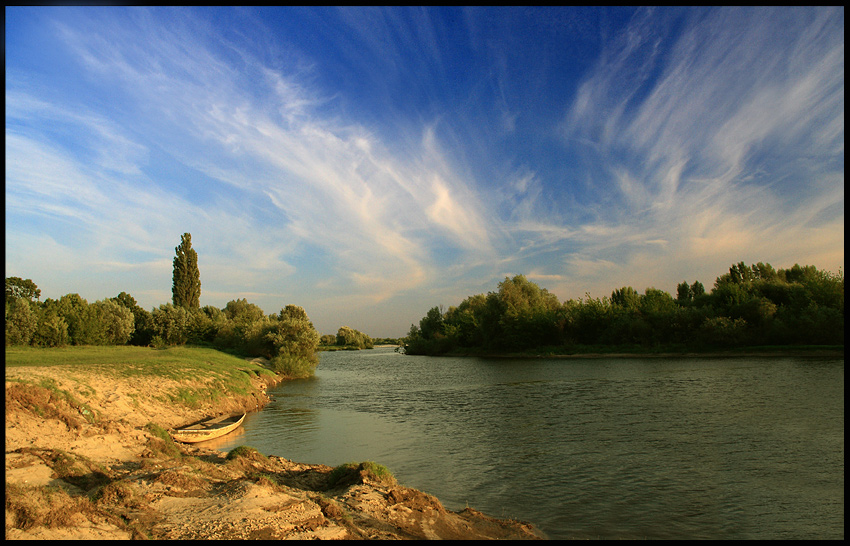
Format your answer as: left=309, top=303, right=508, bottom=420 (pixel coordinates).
left=170, top=413, right=246, bottom=443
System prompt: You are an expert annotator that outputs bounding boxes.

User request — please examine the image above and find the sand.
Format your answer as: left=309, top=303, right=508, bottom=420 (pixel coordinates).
left=5, top=361, right=543, bottom=540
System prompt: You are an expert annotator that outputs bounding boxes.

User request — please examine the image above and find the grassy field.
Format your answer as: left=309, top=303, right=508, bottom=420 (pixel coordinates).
left=5, top=345, right=278, bottom=409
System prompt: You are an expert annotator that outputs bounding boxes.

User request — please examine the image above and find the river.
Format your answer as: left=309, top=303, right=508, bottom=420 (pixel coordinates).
left=208, top=348, right=844, bottom=539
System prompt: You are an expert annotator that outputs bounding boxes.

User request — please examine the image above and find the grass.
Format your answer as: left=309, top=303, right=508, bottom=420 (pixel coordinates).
left=5, top=345, right=278, bottom=410
left=5, top=381, right=93, bottom=430
left=226, top=445, right=264, bottom=459
left=327, top=461, right=395, bottom=488
left=6, top=483, right=100, bottom=531
left=144, top=422, right=183, bottom=458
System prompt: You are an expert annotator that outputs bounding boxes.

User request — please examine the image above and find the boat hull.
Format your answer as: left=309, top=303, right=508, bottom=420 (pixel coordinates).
left=170, top=413, right=246, bottom=443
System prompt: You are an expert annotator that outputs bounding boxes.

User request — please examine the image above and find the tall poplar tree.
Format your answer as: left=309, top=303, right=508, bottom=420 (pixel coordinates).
left=172, top=233, right=201, bottom=309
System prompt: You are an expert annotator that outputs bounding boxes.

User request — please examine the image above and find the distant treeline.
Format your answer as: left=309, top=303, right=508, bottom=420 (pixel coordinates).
left=403, top=261, right=844, bottom=356
left=320, top=326, right=374, bottom=349
left=319, top=327, right=401, bottom=350
left=4, top=281, right=319, bottom=378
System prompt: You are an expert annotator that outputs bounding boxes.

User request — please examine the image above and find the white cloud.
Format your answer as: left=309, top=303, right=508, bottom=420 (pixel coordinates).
left=550, top=6, right=844, bottom=294
left=6, top=7, right=842, bottom=333
left=9, top=7, right=502, bottom=312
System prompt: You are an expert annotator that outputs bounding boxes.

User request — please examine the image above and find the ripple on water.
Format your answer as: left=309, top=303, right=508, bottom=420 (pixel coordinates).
left=214, top=350, right=844, bottom=540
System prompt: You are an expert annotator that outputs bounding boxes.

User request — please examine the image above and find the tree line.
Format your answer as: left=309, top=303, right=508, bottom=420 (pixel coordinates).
left=403, top=261, right=844, bottom=356
left=320, top=326, right=375, bottom=350
left=5, top=233, right=320, bottom=378
left=317, top=327, right=401, bottom=350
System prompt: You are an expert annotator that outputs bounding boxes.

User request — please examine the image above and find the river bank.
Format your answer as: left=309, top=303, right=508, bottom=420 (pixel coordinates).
left=422, top=346, right=844, bottom=360
left=5, top=349, right=543, bottom=540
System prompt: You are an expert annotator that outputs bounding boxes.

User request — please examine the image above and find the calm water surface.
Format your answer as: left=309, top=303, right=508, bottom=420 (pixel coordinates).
left=209, top=348, right=844, bottom=539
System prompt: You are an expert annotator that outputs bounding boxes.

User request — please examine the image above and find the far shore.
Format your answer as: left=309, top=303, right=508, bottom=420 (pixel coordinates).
left=499, top=349, right=843, bottom=359
left=414, top=346, right=844, bottom=360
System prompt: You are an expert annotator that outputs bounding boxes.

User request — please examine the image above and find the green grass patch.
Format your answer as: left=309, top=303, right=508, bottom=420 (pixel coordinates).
left=144, top=422, right=183, bottom=458
left=225, top=445, right=268, bottom=462
left=327, top=461, right=395, bottom=488
left=5, top=345, right=277, bottom=411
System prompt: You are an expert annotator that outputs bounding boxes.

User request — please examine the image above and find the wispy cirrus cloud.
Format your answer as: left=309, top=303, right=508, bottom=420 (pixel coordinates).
left=7, top=7, right=497, bottom=315
left=5, top=7, right=842, bottom=336
left=545, top=6, right=844, bottom=294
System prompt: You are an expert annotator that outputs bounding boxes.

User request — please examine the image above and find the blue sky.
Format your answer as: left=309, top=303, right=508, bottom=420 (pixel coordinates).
left=5, top=6, right=844, bottom=337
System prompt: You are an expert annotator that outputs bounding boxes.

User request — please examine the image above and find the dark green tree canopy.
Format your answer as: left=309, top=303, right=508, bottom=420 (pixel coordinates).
left=404, top=261, right=844, bottom=355
left=6, top=277, right=41, bottom=301
left=612, top=286, right=641, bottom=310
left=172, top=233, right=201, bottom=309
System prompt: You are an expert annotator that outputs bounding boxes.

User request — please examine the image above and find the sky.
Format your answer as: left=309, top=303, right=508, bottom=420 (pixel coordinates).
left=5, top=6, right=844, bottom=338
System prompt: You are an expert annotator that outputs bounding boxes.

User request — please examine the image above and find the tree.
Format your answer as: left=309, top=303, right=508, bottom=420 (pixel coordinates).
left=152, top=303, right=192, bottom=345
left=94, top=299, right=135, bottom=345
left=612, top=286, right=641, bottom=311
left=55, top=294, right=103, bottom=345
left=5, top=296, right=37, bottom=345
left=172, top=233, right=201, bottom=309
left=336, top=326, right=373, bottom=348
left=691, top=281, right=705, bottom=299
left=419, top=306, right=445, bottom=340
left=5, top=277, right=41, bottom=302
left=191, top=305, right=226, bottom=343
left=223, top=298, right=264, bottom=323
left=112, top=291, right=155, bottom=346
left=32, top=304, right=69, bottom=347
left=640, top=288, right=676, bottom=316
left=265, top=305, right=320, bottom=377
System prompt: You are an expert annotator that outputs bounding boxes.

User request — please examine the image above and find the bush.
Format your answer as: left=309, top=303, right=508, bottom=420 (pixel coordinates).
left=270, top=354, right=318, bottom=379
left=151, top=304, right=192, bottom=345
left=143, top=422, right=182, bottom=458
left=327, top=461, right=395, bottom=488
left=94, top=299, right=135, bottom=345
left=226, top=445, right=267, bottom=462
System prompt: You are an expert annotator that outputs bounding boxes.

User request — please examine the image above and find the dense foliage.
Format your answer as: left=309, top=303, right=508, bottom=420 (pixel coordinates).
left=5, top=281, right=320, bottom=378
left=5, top=233, right=322, bottom=376
left=172, top=232, right=201, bottom=309
left=319, top=329, right=399, bottom=349
left=403, top=261, right=844, bottom=355
left=328, top=326, right=374, bottom=349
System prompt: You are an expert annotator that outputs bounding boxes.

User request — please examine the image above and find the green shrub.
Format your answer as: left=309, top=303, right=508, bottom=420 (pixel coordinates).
left=144, top=422, right=182, bottom=458
left=327, top=461, right=395, bottom=488
left=226, top=445, right=267, bottom=462
left=269, top=354, right=317, bottom=378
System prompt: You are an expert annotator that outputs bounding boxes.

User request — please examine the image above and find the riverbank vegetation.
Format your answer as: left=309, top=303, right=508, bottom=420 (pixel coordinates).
left=319, top=326, right=375, bottom=350
left=404, top=261, right=844, bottom=356
left=5, top=345, right=279, bottom=410
left=5, top=233, right=320, bottom=378
left=4, top=287, right=320, bottom=378
left=318, top=327, right=403, bottom=351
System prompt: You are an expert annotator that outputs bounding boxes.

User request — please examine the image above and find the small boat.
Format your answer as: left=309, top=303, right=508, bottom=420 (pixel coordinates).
left=170, top=413, right=246, bottom=443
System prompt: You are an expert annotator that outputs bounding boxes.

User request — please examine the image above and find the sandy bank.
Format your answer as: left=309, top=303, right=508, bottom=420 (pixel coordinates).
left=5, top=359, right=543, bottom=540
